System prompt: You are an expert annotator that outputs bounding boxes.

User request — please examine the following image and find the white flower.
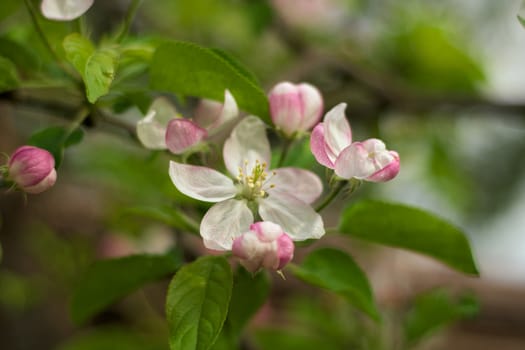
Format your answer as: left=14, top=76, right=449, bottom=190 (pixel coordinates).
left=169, top=116, right=325, bottom=250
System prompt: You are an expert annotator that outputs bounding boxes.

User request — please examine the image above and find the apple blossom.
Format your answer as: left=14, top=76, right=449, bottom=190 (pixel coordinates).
left=41, top=0, right=94, bottom=21
left=169, top=116, right=325, bottom=250
left=232, top=221, right=294, bottom=273
left=310, top=103, right=400, bottom=182
left=269, top=81, right=323, bottom=137
left=137, top=90, right=238, bottom=154
left=6, top=146, right=57, bottom=194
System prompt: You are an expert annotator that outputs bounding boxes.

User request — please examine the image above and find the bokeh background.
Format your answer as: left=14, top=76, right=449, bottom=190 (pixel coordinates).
left=1, top=0, right=525, bottom=349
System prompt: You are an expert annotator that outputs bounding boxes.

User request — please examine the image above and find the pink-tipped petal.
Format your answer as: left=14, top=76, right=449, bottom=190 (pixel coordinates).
left=310, top=123, right=335, bottom=168
left=276, top=233, right=294, bottom=270
left=194, top=90, right=239, bottom=130
left=324, top=103, right=352, bottom=160
left=250, top=221, right=283, bottom=242
left=168, top=161, right=237, bottom=202
left=269, top=82, right=303, bottom=136
left=165, top=119, right=208, bottom=154
left=297, top=83, right=323, bottom=131
left=259, top=192, right=325, bottom=241
left=334, top=142, right=376, bottom=179
left=23, top=168, right=57, bottom=194
left=41, top=0, right=94, bottom=21
left=201, top=199, right=254, bottom=250
left=223, top=116, right=271, bottom=177
left=366, top=151, right=400, bottom=182
left=268, top=167, right=323, bottom=204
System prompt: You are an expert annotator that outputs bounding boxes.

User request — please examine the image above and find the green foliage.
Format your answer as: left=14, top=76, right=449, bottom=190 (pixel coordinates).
left=57, top=327, right=168, bottom=350
left=290, top=248, right=379, bottom=320
left=0, top=55, right=19, bottom=92
left=339, top=200, right=479, bottom=275
left=403, top=289, right=479, bottom=346
left=0, top=0, right=21, bottom=21
left=120, top=206, right=199, bottom=234
left=382, top=24, right=484, bottom=93
left=71, top=252, right=183, bottom=324
left=0, top=37, right=40, bottom=73
left=166, top=255, right=233, bottom=350
left=150, top=41, right=270, bottom=122
left=27, top=126, right=84, bottom=168
left=255, top=328, right=341, bottom=350
left=63, top=33, right=119, bottom=103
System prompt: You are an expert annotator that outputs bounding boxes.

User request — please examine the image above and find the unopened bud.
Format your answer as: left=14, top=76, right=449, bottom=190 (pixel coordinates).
left=7, top=146, right=57, bottom=194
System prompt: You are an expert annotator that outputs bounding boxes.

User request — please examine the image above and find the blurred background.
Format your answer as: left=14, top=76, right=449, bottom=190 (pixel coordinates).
left=1, top=0, right=525, bottom=349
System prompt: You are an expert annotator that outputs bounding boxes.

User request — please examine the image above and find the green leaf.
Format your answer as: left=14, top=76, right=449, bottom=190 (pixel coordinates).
left=0, top=37, right=40, bottom=72
left=339, top=200, right=479, bottom=275
left=71, top=253, right=182, bottom=324
left=57, top=327, right=168, bottom=350
left=120, top=205, right=199, bottom=234
left=254, top=329, right=340, bottom=350
left=0, top=56, right=19, bottom=93
left=28, top=126, right=84, bottom=168
left=0, top=0, right=21, bottom=21
left=166, top=255, right=233, bottom=350
left=209, top=48, right=259, bottom=85
left=289, top=248, right=379, bottom=320
left=150, top=41, right=269, bottom=122
left=63, top=33, right=119, bottom=103
left=404, top=289, right=479, bottom=345
left=227, top=268, right=270, bottom=335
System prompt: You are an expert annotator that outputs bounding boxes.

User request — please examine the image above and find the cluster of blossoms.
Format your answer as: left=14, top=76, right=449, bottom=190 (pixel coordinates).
left=1, top=146, right=57, bottom=194
left=137, top=81, right=400, bottom=274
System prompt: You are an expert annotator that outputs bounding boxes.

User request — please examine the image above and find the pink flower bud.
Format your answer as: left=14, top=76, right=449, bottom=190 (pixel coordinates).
left=7, top=146, right=57, bottom=194
left=269, top=81, right=323, bottom=137
left=232, top=221, right=294, bottom=273
left=41, top=0, right=94, bottom=21
left=165, top=119, right=208, bottom=155
left=334, top=138, right=400, bottom=182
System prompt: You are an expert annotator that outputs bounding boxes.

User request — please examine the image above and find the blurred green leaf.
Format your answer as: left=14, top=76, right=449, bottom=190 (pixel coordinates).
left=150, top=41, right=270, bottom=122
left=519, top=15, right=525, bottom=28
left=0, top=0, right=21, bottom=21
left=404, top=289, right=479, bottom=346
left=209, top=48, right=259, bottom=85
left=71, top=252, right=182, bottom=324
left=63, top=33, right=119, bottom=103
left=120, top=205, right=199, bottom=234
left=339, top=200, right=479, bottom=275
left=57, top=327, right=168, bottom=350
left=254, top=329, right=341, bottom=350
left=383, top=25, right=484, bottom=93
left=166, top=255, right=232, bottom=350
left=0, top=37, right=40, bottom=72
left=290, top=248, right=379, bottom=320
left=28, top=126, right=84, bottom=167
left=0, top=55, right=19, bottom=93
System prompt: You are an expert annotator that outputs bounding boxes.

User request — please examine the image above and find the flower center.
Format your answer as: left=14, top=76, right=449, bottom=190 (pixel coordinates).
left=236, top=160, right=275, bottom=200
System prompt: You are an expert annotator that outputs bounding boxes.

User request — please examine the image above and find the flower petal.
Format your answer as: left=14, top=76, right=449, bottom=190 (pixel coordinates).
left=193, top=90, right=239, bottom=131
left=367, top=151, right=400, bottom=182
left=41, top=0, right=94, bottom=21
left=310, top=123, right=335, bottom=168
left=201, top=199, right=254, bottom=250
left=259, top=192, right=325, bottom=241
left=149, top=97, right=179, bottom=125
left=168, top=161, right=236, bottom=202
left=165, top=119, right=208, bottom=154
left=223, top=116, right=271, bottom=177
left=267, top=167, right=323, bottom=204
left=324, top=103, right=352, bottom=160
left=269, top=82, right=303, bottom=136
left=136, top=110, right=168, bottom=150
left=297, top=83, right=323, bottom=131
left=334, top=142, right=376, bottom=179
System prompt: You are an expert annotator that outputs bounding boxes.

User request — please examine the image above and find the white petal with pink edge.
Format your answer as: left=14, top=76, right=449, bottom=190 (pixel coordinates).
left=267, top=167, right=323, bottom=204
left=201, top=199, right=254, bottom=250
left=334, top=142, right=376, bottom=179
left=324, top=103, right=352, bottom=161
left=137, top=110, right=168, bottom=150
left=259, top=192, right=325, bottom=241
left=41, top=0, right=94, bottom=21
left=168, top=161, right=237, bottom=202
left=297, top=83, right=323, bottom=131
left=310, top=123, right=335, bottom=168
left=223, top=116, right=271, bottom=177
